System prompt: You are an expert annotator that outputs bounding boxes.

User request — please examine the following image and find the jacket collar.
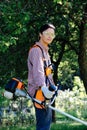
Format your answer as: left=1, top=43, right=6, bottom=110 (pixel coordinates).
left=36, top=42, right=49, bottom=53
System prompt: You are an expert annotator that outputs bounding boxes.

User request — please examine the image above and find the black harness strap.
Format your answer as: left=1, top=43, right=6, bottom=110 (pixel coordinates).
left=29, top=44, right=49, bottom=85
left=29, top=44, right=54, bottom=108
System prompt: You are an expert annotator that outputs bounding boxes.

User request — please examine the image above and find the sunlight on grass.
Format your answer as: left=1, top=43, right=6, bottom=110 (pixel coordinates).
left=51, top=122, right=87, bottom=130
left=0, top=122, right=86, bottom=130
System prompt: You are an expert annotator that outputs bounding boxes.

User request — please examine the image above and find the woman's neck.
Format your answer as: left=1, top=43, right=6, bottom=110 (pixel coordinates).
left=39, top=39, right=48, bottom=48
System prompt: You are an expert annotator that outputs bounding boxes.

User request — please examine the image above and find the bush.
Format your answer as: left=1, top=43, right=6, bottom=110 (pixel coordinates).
left=56, top=76, right=87, bottom=120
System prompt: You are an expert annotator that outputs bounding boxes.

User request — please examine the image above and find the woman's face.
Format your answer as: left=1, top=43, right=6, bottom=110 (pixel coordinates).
left=39, top=28, right=55, bottom=46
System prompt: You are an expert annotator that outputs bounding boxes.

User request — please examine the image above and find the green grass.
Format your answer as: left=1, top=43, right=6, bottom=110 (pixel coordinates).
left=51, top=122, right=87, bottom=130
left=0, top=122, right=87, bottom=130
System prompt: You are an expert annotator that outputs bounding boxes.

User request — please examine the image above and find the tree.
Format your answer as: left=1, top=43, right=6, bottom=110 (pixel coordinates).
left=0, top=0, right=87, bottom=91
left=79, top=4, right=87, bottom=93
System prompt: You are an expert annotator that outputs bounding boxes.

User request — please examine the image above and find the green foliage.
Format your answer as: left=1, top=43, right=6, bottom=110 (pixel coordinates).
left=0, top=95, right=35, bottom=126
left=0, top=0, right=87, bottom=92
left=56, top=76, right=87, bottom=119
left=58, top=60, right=76, bottom=90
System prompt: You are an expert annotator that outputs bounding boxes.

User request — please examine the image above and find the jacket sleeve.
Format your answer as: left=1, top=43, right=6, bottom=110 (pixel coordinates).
left=29, top=47, right=46, bottom=87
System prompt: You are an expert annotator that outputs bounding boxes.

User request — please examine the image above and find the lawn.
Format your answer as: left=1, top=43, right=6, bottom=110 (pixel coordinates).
left=0, top=121, right=87, bottom=130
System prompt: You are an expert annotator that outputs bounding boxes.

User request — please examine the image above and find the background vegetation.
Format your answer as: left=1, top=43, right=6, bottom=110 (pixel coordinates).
left=0, top=0, right=87, bottom=91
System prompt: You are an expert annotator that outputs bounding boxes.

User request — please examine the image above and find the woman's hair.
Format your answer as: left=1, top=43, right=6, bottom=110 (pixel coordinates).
left=39, top=23, right=55, bottom=34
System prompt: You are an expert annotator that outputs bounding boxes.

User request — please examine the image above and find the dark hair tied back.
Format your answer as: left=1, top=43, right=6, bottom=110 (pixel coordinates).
left=39, top=23, right=55, bottom=34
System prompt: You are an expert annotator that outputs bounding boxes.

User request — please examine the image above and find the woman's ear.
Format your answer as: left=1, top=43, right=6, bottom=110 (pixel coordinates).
left=39, top=33, right=42, bottom=38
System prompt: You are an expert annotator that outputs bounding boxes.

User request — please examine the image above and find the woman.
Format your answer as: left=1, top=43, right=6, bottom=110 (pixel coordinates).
left=28, top=23, right=56, bottom=130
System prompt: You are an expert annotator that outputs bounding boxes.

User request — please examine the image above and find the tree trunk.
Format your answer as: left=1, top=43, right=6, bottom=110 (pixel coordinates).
left=78, top=4, right=87, bottom=93
left=52, top=41, right=66, bottom=122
